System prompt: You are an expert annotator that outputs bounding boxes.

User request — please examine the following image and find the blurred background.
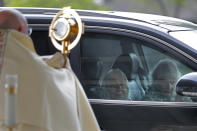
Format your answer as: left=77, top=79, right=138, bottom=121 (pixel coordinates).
left=0, top=0, right=197, bottom=23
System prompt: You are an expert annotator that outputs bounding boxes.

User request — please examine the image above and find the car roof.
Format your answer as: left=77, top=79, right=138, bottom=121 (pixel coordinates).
left=77, top=10, right=197, bottom=31
left=1, top=7, right=197, bottom=32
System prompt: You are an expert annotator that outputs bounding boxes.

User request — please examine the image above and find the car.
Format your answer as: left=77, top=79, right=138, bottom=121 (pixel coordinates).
left=1, top=7, right=197, bottom=131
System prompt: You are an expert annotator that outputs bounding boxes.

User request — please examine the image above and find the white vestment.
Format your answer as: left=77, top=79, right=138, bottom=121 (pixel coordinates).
left=0, top=29, right=100, bottom=131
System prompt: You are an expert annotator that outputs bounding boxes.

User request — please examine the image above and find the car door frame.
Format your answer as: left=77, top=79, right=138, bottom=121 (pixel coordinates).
left=69, top=18, right=197, bottom=131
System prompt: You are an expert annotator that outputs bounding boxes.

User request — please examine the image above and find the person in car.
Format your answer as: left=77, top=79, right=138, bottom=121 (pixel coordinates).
left=0, top=9, right=100, bottom=131
left=101, top=68, right=129, bottom=100
left=143, top=59, right=180, bottom=101
left=111, top=54, right=145, bottom=101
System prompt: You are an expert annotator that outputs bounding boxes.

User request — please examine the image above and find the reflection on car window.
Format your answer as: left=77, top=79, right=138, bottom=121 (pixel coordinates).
left=81, top=32, right=195, bottom=102
left=142, top=45, right=194, bottom=102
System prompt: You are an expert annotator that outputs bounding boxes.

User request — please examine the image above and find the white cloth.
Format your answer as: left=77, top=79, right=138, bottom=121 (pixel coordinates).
left=0, top=29, right=100, bottom=131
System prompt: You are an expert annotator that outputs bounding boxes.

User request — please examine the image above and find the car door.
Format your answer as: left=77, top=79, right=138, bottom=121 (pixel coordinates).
left=70, top=24, right=197, bottom=131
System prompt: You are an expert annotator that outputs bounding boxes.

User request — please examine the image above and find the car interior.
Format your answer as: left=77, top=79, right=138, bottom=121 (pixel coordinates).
left=30, top=28, right=194, bottom=103
left=80, top=32, right=194, bottom=102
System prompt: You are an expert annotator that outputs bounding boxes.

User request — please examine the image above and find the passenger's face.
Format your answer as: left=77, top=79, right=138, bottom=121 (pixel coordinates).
left=106, top=85, right=128, bottom=100
left=155, top=78, right=177, bottom=97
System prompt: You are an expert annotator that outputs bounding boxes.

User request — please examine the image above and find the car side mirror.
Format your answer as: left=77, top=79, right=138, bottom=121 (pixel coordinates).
left=176, top=72, right=197, bottom=97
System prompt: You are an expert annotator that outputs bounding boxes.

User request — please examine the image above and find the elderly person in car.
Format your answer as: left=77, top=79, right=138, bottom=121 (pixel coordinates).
left=111, top=54, right=146, bottom=101
left=0, top=9, right=99, bottom=131
left=101, top=68, right=129, bottom=100
left=143, top=59, right=180, bottom=101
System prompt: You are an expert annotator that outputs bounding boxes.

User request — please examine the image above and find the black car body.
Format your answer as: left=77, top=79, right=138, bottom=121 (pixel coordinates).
left=2, top=7, right=197, bottom=131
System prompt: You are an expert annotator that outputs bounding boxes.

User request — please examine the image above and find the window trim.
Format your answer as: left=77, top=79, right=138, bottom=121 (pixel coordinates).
left=90, top=99, right=197, bottom=107
left=82, top=25, right=197, bottom=105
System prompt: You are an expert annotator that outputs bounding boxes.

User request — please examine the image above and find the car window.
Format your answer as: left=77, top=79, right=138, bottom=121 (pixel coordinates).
left=141, top=45, right=194, bottom=102
left=80, top=32, right=195, bottom=102
left=80, top=33, right=122, bottom=99
left=141, top=45, right=193, bottom=78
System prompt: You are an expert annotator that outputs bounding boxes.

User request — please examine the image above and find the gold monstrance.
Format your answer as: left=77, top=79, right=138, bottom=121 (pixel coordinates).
left=49, top=7, right=84, bottom=66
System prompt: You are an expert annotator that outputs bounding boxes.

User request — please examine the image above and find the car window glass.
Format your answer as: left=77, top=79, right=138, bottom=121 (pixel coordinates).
left=142, top=45, right=193, bottom=77
left=81, top=32, right=195, bottom=102
left=141, top=45, right=194, bottom=102
left=81, top=33, right=122, bottom=99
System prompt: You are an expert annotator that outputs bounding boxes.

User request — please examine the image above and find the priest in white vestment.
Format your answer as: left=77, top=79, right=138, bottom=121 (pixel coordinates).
left=0, top=9, right=100, bottom=131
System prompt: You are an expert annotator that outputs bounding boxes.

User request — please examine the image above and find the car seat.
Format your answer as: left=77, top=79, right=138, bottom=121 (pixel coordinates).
left=127, top=54, right=146, bottom=100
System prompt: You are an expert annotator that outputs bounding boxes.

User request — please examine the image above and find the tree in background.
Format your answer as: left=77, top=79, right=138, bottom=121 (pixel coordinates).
left=173, top=0, right=185, bottom=17
left=0, top=0, right=4, bottom=6
left=141, top=0, right=186, bottom=17
left=4, top=0, right=108, bottom=10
